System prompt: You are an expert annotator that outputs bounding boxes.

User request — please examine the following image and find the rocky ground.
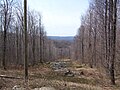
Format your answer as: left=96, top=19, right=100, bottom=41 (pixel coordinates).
left=0, top=59, right=120, bottom=90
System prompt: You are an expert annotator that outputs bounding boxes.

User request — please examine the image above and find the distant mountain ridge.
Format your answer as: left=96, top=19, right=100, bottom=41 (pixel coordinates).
left=48, top=36, right=74, bottom=41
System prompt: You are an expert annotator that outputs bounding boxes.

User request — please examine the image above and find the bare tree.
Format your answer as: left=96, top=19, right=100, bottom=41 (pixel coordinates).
left=24, top=0, right=28, bottom=82
left=73, top=0, right=118, bottom=85
left=109, top=0, right=117, bottom=85
left=1, top=0, right=13, bottom=70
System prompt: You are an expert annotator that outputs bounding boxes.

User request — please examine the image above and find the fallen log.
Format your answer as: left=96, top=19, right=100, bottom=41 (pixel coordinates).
left=0, top=75, right=23, bottom=79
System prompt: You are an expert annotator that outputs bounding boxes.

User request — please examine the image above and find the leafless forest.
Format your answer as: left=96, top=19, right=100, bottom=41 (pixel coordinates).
left=0, top=0, right=120, bottom=90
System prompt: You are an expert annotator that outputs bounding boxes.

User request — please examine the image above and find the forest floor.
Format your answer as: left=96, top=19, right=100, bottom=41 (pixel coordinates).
left=0, top=59, right=120, bottom=90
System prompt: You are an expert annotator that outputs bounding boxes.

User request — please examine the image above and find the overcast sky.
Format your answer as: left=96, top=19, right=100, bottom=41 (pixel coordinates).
left=26, top=0, right=89, bottom=36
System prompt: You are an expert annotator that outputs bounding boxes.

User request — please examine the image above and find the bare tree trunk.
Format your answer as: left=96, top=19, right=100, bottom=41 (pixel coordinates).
left=39, top=18, right=43, bottom=63
left=2, top=11, right=7, bottom=70
left=81, top=25, right=85, bottom=63
left=0, top=16, right=2, bottom=66
left=108, top=0, right=117, bottom=85
left=93, top=18, right=97, bottom=66
left=32, top=26, right=36, bottom=65
left=104, top=0, right=109, bottom=73
left=24, top=0, right=28, bottom=82
left=109, top=0, right=117, bottom=85
left=89, top=12, right=93, bottom=68
left=16, top=24, right=19, bottom=65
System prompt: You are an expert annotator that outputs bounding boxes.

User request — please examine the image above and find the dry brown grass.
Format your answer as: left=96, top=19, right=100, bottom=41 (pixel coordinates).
left=0, top=60, right=120, bottom=90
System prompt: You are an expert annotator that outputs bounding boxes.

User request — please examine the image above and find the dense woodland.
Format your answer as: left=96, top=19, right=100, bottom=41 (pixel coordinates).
left=0, top=0, right=120, bottom=86
left=0, top=0, right=59, bottom=66
left=73, top=0, right=120, bottom=85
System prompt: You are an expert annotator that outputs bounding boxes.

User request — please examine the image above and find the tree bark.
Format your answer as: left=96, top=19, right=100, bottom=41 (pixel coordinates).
left=24, top=0, right=28, bottom=82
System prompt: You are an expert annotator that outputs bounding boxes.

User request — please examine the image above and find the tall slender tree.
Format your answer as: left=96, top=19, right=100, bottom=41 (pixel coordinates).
left=109, top=0, right=117, bottom=85
left=24, top=0, right=28, bottom=82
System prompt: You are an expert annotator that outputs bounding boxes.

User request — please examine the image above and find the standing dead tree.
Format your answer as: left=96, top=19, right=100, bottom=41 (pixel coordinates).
left=1, top=0, right=14, bottom=70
